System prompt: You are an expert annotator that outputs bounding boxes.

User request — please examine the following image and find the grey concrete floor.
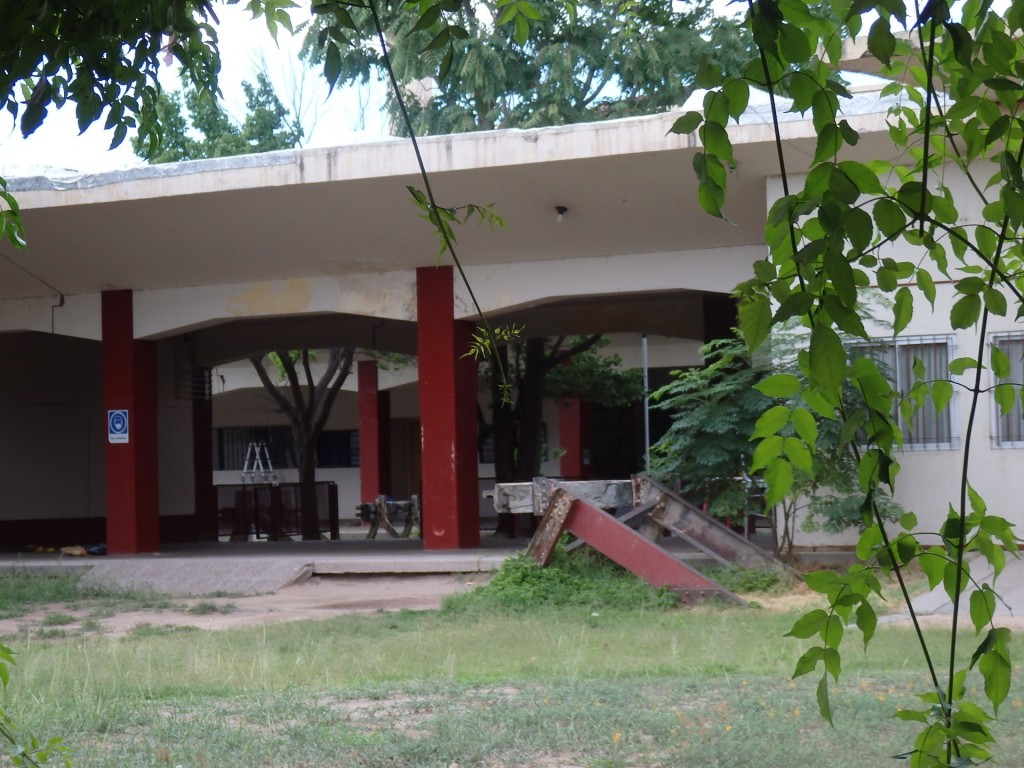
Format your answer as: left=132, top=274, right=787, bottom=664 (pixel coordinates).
left=0, top=537, right=528, bottom=595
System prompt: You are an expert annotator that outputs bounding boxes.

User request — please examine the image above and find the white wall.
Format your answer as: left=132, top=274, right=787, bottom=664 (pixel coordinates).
left=881, top=281, right=1024, bottom=538
left=764, top=169, right=1024, bottom=546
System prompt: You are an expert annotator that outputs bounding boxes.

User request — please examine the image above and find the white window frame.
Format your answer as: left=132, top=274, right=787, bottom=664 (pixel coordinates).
left=989, top=332, right=1024, bottom=448
left=853, top=335, right=959, bottom=451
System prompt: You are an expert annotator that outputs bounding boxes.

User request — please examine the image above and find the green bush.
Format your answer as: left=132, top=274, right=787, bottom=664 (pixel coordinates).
left=442, top=546, right=679, bottom=615
left=696, top=563, right=793, bottom=594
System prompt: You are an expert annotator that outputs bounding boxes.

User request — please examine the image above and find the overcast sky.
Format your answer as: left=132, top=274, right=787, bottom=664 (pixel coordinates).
left=0, top=4, right=390, bottom=176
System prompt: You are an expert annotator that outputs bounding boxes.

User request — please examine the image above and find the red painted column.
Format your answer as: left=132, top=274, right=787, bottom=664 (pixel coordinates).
left=358, top=359, right=391, bottom=502
left=416, top=266, right=480, bottom=549
left=558, top=398, right=590, bottom=480
left=102, top=290, right=160, bottom=554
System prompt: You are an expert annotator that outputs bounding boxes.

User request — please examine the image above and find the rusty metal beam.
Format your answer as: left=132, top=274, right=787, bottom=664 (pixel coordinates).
left=632, top=476, right=785, bottom=571
left=529, top=486, right=743, bottom=604
left=564, top=497, right=657, bottom=553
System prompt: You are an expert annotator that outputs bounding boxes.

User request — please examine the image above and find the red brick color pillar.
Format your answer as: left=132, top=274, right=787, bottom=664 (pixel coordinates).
left=416, top=266, right=480, bottom=549
left=358, top=359, right=391, bottom=502
left=558, top=397, right=591, bottom=480
left=102, top=290, right=159, bottom=554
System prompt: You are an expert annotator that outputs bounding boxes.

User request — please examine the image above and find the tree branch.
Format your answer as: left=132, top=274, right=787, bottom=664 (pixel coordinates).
left=313, top=347, right=355, bottom=437
left=250, top=355, right=302, bottom=424
left=549, top=333, right=602, bottom=368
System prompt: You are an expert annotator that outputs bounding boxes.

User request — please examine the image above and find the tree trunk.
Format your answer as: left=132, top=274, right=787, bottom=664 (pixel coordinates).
left=250, top=349, right=354, bottom=542
left=492, top=346, right=517, bottom=483
left=296, top=435, right=320, bottom=541
left=513, top=338, right=547, bottom=482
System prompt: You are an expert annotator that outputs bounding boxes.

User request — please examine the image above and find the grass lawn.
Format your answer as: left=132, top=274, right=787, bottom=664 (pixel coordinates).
left=1, top=563, right=1022, bottom=768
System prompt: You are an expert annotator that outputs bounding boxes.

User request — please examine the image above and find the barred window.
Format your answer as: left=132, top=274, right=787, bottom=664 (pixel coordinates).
left=317, top=430, right=361, bottom=468
left=214, top=427, right=361, bottom=470
left=215, top=426, right=295, bottom=471
left=992, top=335, right=1024, bottom=446
left=853, top=336, right=956, bottom=449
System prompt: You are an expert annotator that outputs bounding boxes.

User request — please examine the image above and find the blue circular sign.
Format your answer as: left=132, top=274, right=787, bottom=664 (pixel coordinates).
left=108, top=410, right=129, bottom=442
left=109, top=412, right=127, bottom=433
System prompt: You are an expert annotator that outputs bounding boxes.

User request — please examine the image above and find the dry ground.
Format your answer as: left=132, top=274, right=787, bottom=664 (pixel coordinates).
left=4, top=571, right=1023, bottom=639
left=0, top=574, right=486, bottom=638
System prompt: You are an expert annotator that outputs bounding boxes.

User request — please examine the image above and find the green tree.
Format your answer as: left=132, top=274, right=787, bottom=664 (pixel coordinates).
left=486, top=335, right=642, bottom=486
left=649, top=334, right=901, bottom=558
left=649, top=337, right=769, bottom=518
left=0, top=0, right=300, bottom=249
left=250, top=349, right=355, bottom=540
left=305, top=0, right=752, bottom=135
left=483, top=334, right=641, bottom=535
left=678, top=0, right=1024, bottom=761
left=0, top=0, right=295, bottom=153
left=131, top=71, right=302, bottom=162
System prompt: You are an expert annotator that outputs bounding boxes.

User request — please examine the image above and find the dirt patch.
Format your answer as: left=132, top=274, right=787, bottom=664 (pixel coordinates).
left=0, top=574, right=488, bottom=639
left=5, top=571, right=1020, bottom=639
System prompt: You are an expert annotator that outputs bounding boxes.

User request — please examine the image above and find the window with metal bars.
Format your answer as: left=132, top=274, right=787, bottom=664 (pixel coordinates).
left=214, top=427, right=360, bottom=470
left=851, top=336, right=956, bottom=449
left=991, top=334, right=1024, bottom=447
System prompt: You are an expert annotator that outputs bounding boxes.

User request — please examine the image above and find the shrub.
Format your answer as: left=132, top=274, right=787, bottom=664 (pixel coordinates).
left=442, top=545, right=678, bottom=615
left=696, top=563, right=793, bottom=594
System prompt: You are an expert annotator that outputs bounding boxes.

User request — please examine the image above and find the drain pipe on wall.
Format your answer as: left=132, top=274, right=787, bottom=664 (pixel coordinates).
left=642, top=333, right=650, bottom=472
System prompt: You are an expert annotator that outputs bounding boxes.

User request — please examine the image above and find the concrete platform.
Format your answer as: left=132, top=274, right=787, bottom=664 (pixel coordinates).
left=0, top=538, right=526, bottom=596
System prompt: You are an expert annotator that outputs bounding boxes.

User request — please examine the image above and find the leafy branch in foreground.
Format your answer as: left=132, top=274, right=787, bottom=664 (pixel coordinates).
left=675, top=0, right=1024, bottom=763
left=1, top=640, right=69, bottom=767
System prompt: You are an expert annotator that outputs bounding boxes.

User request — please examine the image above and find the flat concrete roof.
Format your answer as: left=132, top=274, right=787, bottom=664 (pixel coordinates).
left=0, top=94, right=898, bottom=304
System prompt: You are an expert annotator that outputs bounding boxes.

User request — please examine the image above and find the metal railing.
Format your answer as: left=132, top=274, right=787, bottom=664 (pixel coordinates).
left=215, top=481, right=339, bottom=541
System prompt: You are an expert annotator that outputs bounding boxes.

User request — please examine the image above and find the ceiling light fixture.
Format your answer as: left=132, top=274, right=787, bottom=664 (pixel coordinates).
left=555, top=205, right=568, bottom=224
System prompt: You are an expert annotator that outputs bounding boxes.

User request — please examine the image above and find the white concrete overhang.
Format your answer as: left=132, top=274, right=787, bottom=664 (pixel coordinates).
left=1, top=92, right=898, bottom=300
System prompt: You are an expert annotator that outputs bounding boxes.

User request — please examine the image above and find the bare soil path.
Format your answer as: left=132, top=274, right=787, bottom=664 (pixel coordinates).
left=0, top=574, right=486, bottom=639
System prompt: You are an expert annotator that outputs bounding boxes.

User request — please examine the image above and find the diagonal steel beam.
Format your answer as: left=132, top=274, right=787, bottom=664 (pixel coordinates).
left=528, top=486, right=743, bottom=605
left=632, top=476, right=786, bottom=571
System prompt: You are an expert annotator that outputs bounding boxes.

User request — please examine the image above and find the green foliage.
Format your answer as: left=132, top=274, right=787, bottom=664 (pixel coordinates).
left=680, top=0, right=1024, bottom=761
left=131, top=71, right=302, bottom=162
left=0, top=0, right=300, bottom=253
left=543, top=337, right=643, bottom=408
left=441, top=547, right=679, bottom=615
left=0, top=0, right=225, bottom=150
left=649, top=336, right=770, bottom=519
left=0, top=177, right=25, bottom=250
left=649, top=330, right=897, bottom=537
left=405, top=185, right=508, bottom=257
left=695, top=563, right=792, bottom=594
left=482, top=334, right=642, bottom=481
left=306, top=0, right=752, bottom=136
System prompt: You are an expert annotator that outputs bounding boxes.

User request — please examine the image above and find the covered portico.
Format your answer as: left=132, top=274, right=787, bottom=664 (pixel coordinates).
left=0, top=103, right=891, bottom=553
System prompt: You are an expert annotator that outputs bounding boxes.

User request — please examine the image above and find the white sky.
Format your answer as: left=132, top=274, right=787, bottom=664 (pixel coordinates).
left=0, top=4, right=391, bottom=176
